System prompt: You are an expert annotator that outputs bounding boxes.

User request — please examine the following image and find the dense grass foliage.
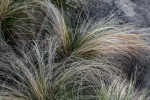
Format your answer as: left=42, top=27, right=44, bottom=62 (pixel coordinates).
left=0, top=0, right=150, bottom=100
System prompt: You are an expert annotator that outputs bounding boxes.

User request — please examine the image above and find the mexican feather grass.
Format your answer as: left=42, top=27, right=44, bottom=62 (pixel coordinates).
left=0, top=0, right=150, bottom=100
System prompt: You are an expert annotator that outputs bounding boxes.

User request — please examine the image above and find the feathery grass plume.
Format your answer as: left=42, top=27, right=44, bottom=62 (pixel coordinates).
left=0, top=33, right=123, bottom=100
left=0, top=37, right=148, bottom=100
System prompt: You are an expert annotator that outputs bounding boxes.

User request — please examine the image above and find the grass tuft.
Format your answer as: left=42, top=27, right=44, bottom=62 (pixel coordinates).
left=0, top=0, right=150, bottom=100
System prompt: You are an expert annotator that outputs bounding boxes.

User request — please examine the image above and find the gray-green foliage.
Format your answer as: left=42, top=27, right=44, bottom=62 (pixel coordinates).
left=0, top=0, right=32, bottom=40
left=0, top=0, right=150, bottom=100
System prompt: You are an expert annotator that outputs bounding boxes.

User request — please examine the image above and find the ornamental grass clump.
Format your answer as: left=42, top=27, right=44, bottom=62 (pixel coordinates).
left=0, top=0, right=150, bottom=100
left=0, top=36, right=148, bottom=100
left=0, top=36, right=120, bottom=100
